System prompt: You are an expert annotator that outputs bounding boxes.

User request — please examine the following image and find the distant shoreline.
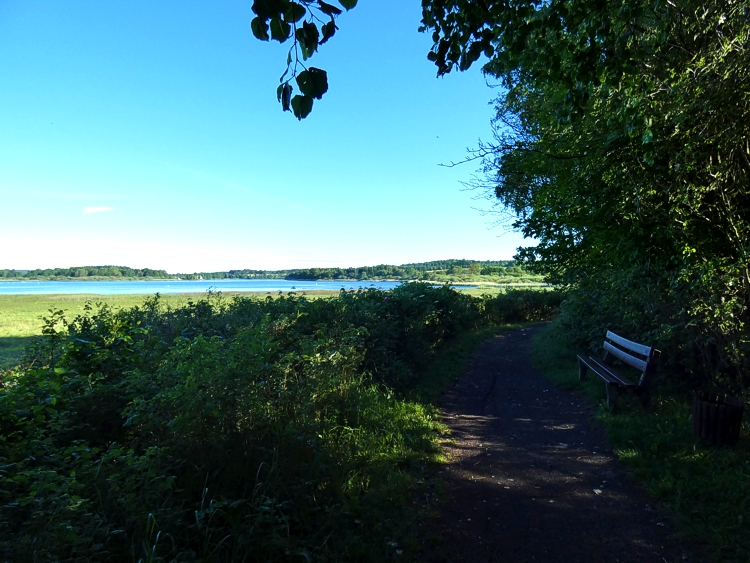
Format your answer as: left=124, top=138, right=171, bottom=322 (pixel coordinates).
left=0, top=277, right=544, bottom=287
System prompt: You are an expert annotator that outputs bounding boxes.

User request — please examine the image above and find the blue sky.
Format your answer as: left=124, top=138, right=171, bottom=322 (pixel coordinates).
left=0, top=0, right=529, bottom=273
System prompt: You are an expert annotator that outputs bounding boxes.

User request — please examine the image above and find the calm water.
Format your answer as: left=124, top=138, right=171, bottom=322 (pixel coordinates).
left=0, top=279, right=427, bottom=295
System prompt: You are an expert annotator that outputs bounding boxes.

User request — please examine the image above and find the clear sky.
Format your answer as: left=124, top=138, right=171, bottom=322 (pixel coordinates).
left=0, top=0, right=530, bottom=273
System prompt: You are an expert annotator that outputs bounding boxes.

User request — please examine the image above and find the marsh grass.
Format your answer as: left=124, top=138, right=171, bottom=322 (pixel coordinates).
left=0, top=293, right=202, bottom=336
left=0, top=292, right=340, bottom=367
left=531, top=324, right=750, bottom=562
left=0, top=336, right=33, bottom=368
left=0, top=293, right=207, bottom=367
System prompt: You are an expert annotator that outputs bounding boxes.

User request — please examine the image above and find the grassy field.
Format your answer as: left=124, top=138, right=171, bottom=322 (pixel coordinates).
left=530, top=325, right=750, bottom=563
left=0, top=294, right=176, bottom=366
left=0, top=292, right=342, bottom=367
left=457, top=283, right=551, bottom=298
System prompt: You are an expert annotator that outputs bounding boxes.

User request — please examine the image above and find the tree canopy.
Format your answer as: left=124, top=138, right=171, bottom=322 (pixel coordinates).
left=253, top=0, right=750, bottom=392
left=460, top=0, right=749, bottom=390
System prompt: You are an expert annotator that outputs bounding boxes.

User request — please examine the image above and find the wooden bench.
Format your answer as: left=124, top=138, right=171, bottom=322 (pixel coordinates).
left=577, top=331, right=660, bottom=408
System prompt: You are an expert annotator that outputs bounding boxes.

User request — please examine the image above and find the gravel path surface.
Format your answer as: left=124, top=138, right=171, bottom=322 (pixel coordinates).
left=417, top=326, right=705, bottom=563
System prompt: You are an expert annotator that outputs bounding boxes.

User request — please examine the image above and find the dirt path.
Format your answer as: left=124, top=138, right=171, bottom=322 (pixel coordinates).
left=417, top=326, right=704, bottom=563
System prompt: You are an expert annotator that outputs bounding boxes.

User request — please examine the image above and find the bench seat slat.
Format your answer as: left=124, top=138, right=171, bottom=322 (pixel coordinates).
left=606, top=330, right=652, bottom=358
left=603, top=341, right=649, bottom=372
left=587, top=357, right=636, bottom=388
left=577, top=355, right=636, bottom=388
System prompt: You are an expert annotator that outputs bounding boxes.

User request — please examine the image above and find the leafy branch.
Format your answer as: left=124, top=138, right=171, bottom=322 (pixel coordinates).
left=250, top=0, right=357, bottom=119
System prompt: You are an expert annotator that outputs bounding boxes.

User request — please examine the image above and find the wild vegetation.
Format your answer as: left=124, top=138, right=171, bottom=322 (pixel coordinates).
left=3, top=0, right=747, bottom=558
left=254, top=0, right=749, bottom=396
left=0, top=285, right=561, bottom=562
left=421, top=0, right=749, bottom=398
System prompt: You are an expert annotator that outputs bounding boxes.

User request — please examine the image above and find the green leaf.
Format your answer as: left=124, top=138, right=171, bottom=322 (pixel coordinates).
left=320, top=21, right=337, bottom=45
left=270, top=17, right=291, bottom=42
left=296, top=22, right=319, bottom=59
left=278, top=83, right=293, bottom=111
left=251, top=17, right=270, bottom=41
left=319, top=1, right=342, bottom=16
left=338, top=0, right=357, bottom=10
left=251, top=0, right=284, bottom=19
left=291, top=95, right=314, bottom=119
left=284, top=2, right=307, bottom=23
left=296, top=68, right=328, bottom=100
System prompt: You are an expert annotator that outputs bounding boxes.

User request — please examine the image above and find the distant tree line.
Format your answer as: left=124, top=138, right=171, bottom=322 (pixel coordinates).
left=181, top=260, right=528, bottom=281
left=285, top=261, right=528, bottom=281
left=0, top=266, right=170, bottom=279
left=399, top=259, right=514, bottom=272
left=177, top=269, right=281, bottom=280
left=0, top=260, right=530, bottom=282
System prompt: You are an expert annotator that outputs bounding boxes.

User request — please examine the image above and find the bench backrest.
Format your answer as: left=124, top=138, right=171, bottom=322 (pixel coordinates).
left=602, top=330, right=659, bottom=378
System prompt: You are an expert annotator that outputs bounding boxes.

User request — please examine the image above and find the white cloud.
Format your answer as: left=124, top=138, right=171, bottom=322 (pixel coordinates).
left=82, top=206, right=114, bottom=215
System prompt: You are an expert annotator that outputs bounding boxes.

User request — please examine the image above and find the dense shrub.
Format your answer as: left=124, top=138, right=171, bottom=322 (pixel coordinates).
left=552, top=262, right=750, bottom=397
left=0, top=284, right=560, bottom=562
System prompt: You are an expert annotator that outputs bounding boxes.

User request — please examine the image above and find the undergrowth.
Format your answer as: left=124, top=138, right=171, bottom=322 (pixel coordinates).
left=0, top=284, right=561, bottom=562
left=531, top=323, right=750, bottom=563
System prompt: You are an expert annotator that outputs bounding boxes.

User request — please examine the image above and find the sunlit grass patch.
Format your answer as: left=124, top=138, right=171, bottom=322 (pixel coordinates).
left=0, top=293, right=202, bottom=337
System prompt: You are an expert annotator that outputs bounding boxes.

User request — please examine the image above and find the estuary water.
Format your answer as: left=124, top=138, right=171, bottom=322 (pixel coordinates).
left=0, top=279, right=420, bottom=296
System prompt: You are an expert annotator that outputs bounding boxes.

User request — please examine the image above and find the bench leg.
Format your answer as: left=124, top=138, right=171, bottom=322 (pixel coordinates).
left=636, top=388, right=652, bottom=409
left=605, top=383, right=620, bottom=409
left=578, top=359, right=588, bottom=381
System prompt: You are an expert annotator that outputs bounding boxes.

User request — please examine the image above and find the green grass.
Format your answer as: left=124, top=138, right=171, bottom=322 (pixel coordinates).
left=0, top=293, right=206, bottom=367
left=0, top=293, right=199, bottom=336
left=0, top=291, right=345, bottom=367
left=531, top=324, right=750, bottom=563
left=457, top=284, right=553, bottom=298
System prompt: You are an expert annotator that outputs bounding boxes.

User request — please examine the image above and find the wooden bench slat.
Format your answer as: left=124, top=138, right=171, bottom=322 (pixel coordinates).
left=577, top=355, right=615, bottom=383
left=603, top=341, right=649, bottom=372
left=585, top=356, right=636, bottom=388
left=605, top=330, right=652, bottom=358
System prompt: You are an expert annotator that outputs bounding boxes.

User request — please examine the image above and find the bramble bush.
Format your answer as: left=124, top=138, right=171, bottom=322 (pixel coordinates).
left=0, top=284, right=561, bottom=562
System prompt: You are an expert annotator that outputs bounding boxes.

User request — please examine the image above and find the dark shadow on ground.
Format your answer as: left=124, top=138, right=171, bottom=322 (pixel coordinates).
left=417, top=326, right=705, bottom=563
